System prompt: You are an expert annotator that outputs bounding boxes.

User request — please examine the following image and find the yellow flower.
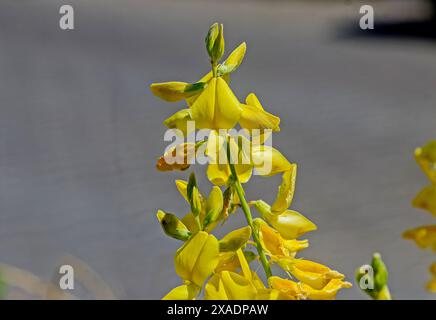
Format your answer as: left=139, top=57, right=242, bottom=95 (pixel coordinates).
left=415, top=140, right=436, bottom=184
left=219, top=226, right=252, bottom=252
left=403, top=225, right=436, bottom=251
left=238, top=93, right=280, bottom=132
left=268, top=276, right=306, bottom=300
left=174, top=231, right=219, bottom=287
left=162, top=283, right=200, bottom=300
left=253, top=200, right=317, bottom=240
left=412, top=184, right=436, bottom=216
left=150, top=81, right=207, bottom=102
left=254, top=218, right=309, bottom=259
left=301, top=279, right=352, bottom=300
left=205, top=271, right=258, bottom=300
left=288, top=259, right=345, bottom=290
left=215, top=251, right=256, bottom=273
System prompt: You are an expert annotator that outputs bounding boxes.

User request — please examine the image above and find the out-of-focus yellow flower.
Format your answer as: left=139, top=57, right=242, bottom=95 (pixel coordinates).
left=413, top=185, right=436, bottom=216
left=268, top=276, right=306, bottom=300
left=162, top=283, right=200, bottom=300
left=403, top=225, right=436, bottom=251
left=288, top=259, right=345, bottom=290
left=427, top=262, right=436, bottom=293
left=415, top=140, right=436, bottom=184
left=253, top=200, right=317, bottom=240
left=174, top=231, right=219, bottom=287
left=301, top=279, right=352, bottom=300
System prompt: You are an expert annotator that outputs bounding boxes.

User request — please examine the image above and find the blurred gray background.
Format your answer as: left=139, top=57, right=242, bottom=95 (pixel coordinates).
left=0, top=0, right=435, bottom=299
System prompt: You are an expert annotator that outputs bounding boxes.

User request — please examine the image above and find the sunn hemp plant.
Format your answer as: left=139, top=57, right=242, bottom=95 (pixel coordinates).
left=150, top=23, right=352, bottom=300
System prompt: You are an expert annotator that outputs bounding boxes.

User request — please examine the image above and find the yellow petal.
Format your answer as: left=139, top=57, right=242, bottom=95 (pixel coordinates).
left=239, top=93, right=280, bottom=131
left=301, top=279, right=352, bottom=300
left=254, top=201, right=316, bottom=240
left=290, top=260, right=344, bottom=290
left=269, top=276, right=306, bottom=300
left=219, top=226, right=252, bottom=252
left=162, top=283, right=200, bottom=300
left=403, top=225, right=436, bottom=251
left=271, top=165, right=297, bottom=213
left=251, top=146, right=292, bottom=176
left=412, top=185, right=436, bottom=216
left=269, top=210, right=317, bottom=240
left=205, top=271, right=257, bottom=300
left=218, top=42, right=246, bottom=75
left=175, top=180, right=188, bottom=202
left=150, top=82, right=206, bottom=102
left=215, top=251, right=256, bottom=273
left=190, top=77, right=241, bottom=130
left=174, top=231, right=219, bottom=287
left=163, top=109, right=193, bottom=137
left=181, top=212, right=199, bottom=233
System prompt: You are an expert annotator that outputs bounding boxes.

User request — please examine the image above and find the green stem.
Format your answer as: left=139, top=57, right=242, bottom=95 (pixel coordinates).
left=226, top=140, right=272, bottom=280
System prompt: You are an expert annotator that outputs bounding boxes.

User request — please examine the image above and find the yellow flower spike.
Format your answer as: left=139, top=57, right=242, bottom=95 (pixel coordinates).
left=289, top=259, right=345, bottom=290
left=190, top=77, right=242, bottom=130
left=251, top=145, right=292, bottom=176
left=217, top=42, right=246, bottom=76
left=403, top=225, right=436, bottom=251
left=174, top=231, right=219, bottom=287
left=163, top=109, right=193, bottom=137
left=156, top=143, right=196, bottom=172
left=271, top=165, right=297, bottom=213
left=412, top=185, right=436, bottom=216
left=156, top=210, right=192, bottom=241
left=301, top=279, right=352, bottom=300
left=219, top=226, right=252, bottom=252
left=253, top=200, right=317, bottom=240
left=162, top=283, right=200, bottom=300
left=150, top=81, right=207, bottom=102
left=268, top=276, right=306, bottom=300
left=415, top=140, right=436, bottom=184
left=239, top=93, right=281, bottom=132
left=205, top=271, right=258, bottom=300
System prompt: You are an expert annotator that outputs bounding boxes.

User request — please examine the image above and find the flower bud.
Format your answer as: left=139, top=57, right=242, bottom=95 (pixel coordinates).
left=205, top=23, right=224, bottom=63
left=156, top=210, right=191, bottom=241
left=187, top=173, right=202, bottom=217
left=204, top=186, right=224, bottom=226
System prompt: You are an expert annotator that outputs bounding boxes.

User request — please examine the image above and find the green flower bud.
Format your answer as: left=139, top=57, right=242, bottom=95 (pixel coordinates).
left=205, top=23, right=225, bottom=64
left=355, top=253, right=391, bottom=300
left=156, top=210, right=191, bottom=241
left=187, top=173, right=202, bottom=217
left=204, top=186, right=224, bottom=226
left=372, top=253, right=388, bottom=292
